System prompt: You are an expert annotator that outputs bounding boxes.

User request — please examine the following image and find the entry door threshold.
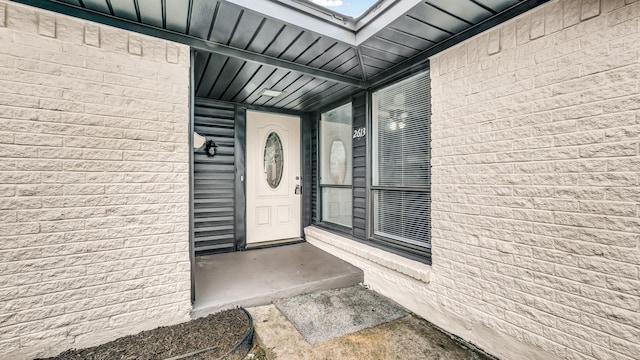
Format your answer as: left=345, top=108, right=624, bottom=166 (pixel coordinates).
left=245, top=238, right=304, bottom=250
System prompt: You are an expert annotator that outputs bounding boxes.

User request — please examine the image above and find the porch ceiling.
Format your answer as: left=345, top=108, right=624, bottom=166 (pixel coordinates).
left=21, top=0, right=548, bottom=112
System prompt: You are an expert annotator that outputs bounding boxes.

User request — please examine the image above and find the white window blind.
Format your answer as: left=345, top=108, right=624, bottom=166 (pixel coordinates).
left=372, top=72, right=431, bottom=253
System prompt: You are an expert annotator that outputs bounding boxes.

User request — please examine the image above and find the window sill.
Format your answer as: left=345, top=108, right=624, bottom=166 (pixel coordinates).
left=305, top=226, right=431, bottom=283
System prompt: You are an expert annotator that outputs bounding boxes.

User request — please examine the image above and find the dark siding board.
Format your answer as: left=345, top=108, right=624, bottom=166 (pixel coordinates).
left=426, top=0, right=493, bottom=22
left=242, top=68, right=290, bottom=104
left=364, top=65, right=383, bottom=79
left=351, top=92, right=367, bottom=239
left=302, top=113, right=314, bottom=228
left=246, top=19, right=284, bottom=54
left=279, top=31, right=319, bottom=62
left=328, top=53, right=360, bottom=74
left=165, top=0, right=190, bottom=32
left=193, top=52, right=210, bottom=92
left=208, top=2, right=243, bottom=44
left=60, top=0, right=82, bottom=5
left=308, top=43, right=350, bottom=69
left=195, top=54, right=227, bottom=98
left=234, top=106, right=247, bottom=250
left=360, top=45, right=407, bottom=65
left=228, top=10, right=264, bottom=50
left=82, top=0, right=111, bottom=14
left=474, top=0, right=518, bottom=12
left=282, top=80, right=339, bottom=110
left=364, top=37, right=420, bottom=57
left=295, top=83, right=344, bottom=110
left=262, top=26, right=303, bottom=58
left=411, top=2, right=472, bottom=33
left=345, top=65, right=364, bottom=79
left=262, top=74, right=315, bottom=107
left=208, top=57, right=247, bottom=100
left=362, top=55, right=394, bottom=70
left=272, top=77, right=326, bottom=108
left=221, top=62, right=262, bottom=101
left=303, top=84, right=356, bottom=112
left=253, top=73, right=306, bottom=106
left=193, top=98, right=237, bottom=255
left=377, top=28, right=435, bottom=51
left=323, top=48, right=358, bottom=72
left=298, top=38, right=340, bottom=66
left=109, top=0, right=138, bottom=21
left=232, top=66, right=278, bottom=103
left=391, top=16, right=450, bottom=43
left=310, top=115, right=318, bottom=223
left=189, top=0, right=218, bottom=38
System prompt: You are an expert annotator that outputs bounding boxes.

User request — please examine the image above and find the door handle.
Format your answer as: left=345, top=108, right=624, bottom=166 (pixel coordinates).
left=295, top=184, right=301, bottom=195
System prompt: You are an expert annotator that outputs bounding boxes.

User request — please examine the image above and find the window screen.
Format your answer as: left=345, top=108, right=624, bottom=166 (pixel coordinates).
left=372, top=72, right=431, bottom=254
left=320, top=103, right=353, bottom=228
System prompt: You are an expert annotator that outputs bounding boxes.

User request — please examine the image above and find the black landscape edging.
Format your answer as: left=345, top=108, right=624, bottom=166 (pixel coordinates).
left=219, top=307, right=255, bottom=360
left=163, top=307, right=254, bottom=360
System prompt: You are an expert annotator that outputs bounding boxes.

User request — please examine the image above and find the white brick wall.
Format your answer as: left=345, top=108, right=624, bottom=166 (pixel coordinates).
left=0, top=1, right=191, bottom=358
left=310, top=0, right=640, bottom=359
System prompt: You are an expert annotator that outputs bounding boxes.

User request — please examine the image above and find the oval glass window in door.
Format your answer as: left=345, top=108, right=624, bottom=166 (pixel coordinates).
left=264, top=132, right=284, bottom=189
left=329, top=139, right=347, bottom=184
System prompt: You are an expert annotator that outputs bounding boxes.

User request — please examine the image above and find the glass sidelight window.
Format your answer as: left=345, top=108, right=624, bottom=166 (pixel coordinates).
left=320, top=103, right=353, bottom=228
left=372, top=72, right=431, bottom=256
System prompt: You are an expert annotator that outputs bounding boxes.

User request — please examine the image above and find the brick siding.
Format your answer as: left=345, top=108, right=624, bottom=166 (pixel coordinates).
left=430, top=0, right=639, bottom=358
left=0, top=1, right=191, bottom=358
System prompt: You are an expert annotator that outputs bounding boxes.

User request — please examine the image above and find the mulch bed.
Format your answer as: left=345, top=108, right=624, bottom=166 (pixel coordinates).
left=40, top=308, right=252, bottom=360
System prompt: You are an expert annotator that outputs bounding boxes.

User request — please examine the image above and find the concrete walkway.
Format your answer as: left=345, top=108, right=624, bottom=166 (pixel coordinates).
left=248, top=286, right=497, bottom=360
left=192, top=243, right=363, bottom=318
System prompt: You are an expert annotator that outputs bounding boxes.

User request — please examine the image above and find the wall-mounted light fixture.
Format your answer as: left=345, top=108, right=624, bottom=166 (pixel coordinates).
left=193, top=132, right=206, bottom=150
left=204, top=139, right=217, bottom=157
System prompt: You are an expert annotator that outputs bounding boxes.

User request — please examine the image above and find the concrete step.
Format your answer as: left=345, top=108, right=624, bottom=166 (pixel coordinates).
left=191, top=242, right=363, bottom=318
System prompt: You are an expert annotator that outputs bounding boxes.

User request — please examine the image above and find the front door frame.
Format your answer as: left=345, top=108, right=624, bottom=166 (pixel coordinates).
left=245, top=110, right=303, bottom=245
left=232, top=105, right=312, bottom=251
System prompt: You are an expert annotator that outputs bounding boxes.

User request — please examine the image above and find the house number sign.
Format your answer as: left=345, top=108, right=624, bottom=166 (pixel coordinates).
left=353, top=127, right=366, bottom=139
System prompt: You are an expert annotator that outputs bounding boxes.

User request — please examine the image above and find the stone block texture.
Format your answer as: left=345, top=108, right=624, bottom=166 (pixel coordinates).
left=0, top=1, right=191, bottom=359
left=430, top=0, right=639, bottom=359
left=311, top=1, right=640, bottom=360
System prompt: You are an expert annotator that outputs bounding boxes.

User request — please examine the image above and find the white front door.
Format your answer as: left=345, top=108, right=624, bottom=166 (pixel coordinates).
left=246, top=111, right=301, bottom=244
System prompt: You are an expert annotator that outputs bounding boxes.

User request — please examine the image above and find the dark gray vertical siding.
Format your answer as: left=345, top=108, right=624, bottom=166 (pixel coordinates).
left=193, top=98, right=236, bottom=254
left=302, top=113, right=314, bottom=229
left=351, top=92, right=367, bottom=239
left=310, top=115, right=319, bottom=224
left=234, top=106, right=247, bottom=250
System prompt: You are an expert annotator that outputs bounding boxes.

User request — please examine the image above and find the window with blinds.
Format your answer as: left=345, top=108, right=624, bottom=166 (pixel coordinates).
left=372, top=72, right=431, bottom=257
left=320, top=103, right=353, bottom=228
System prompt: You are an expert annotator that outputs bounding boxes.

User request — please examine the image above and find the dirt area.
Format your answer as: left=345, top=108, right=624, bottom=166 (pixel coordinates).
left=40, top=309, right=252, bottom=360
left=243, top=341, right=267, bottom=360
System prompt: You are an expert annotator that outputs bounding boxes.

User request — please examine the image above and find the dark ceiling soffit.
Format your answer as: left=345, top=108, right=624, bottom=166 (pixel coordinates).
left=15, top=0, right=366, bottom=89
left=366, top=0, right=551, bottom=89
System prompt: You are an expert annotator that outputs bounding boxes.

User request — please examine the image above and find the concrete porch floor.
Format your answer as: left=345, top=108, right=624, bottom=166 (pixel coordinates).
left=192, top=242, right=364, bottom=318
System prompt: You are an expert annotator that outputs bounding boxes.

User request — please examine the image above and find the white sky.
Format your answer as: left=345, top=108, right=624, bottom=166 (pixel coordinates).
left=312, top=0, right=378, bottom=17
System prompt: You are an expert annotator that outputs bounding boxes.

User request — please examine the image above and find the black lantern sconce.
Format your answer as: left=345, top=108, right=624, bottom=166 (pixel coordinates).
left=193, top=131, right=218, bottom=158
left=204, top=139, right=217, bottom=157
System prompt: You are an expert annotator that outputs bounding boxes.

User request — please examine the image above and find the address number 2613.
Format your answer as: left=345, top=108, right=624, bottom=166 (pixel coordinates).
left=353, top=127, right=366, bottom=139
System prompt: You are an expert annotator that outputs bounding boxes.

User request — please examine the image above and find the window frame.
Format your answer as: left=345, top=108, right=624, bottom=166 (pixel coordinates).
left=317, top=101, right=354, bottom=231
left=368, top=71, right=432, bottom=260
